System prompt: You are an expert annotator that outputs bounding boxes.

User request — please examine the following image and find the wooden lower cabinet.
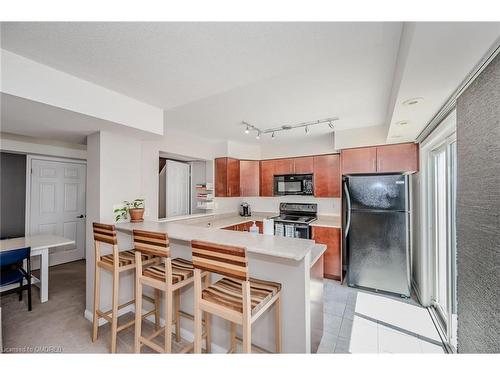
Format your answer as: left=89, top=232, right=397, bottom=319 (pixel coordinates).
left=311, top=226, right=341, bottom=280
left=222, top=221, right=263, bottom=234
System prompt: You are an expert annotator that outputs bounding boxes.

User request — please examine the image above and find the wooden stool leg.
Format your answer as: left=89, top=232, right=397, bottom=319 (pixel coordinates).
left=154, top=288, right=161, bottom=331
left=241, top=281, right=252, bottom=353
left=230, top=323, right=237, bottom=353
left=275, top=296, right=282, bottom=353
left=164, top=288, right=173, bottom=353
left=110, top=267, right=119, bottom=353
left=204, top=273, right=211, bottom=353
left=92, top=264, right=101, bottom=342
left=193, top=269, right=203, bottom=353
left=175, top=290, right=181, bottom=342
left=134, top=280, right=143, bottom=353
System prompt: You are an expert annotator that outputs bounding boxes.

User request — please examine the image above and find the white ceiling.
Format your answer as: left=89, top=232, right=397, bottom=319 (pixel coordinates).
left=0, top=93, right=157, bottom=144
left=1, top=22, right=499, bottom=145
left=386, top=22, right=500, bottom=143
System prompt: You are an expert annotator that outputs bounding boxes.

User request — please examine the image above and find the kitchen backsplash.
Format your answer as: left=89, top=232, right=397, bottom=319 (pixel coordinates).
left=213, top=196, right=341, bottom=216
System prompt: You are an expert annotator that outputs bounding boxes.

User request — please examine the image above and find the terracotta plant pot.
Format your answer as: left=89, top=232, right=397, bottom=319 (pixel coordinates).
left=129, top=208, right=144, bottom=222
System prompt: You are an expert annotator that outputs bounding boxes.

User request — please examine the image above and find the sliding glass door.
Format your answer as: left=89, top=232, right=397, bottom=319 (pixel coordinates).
left=430, top=133, right=457, bottom=350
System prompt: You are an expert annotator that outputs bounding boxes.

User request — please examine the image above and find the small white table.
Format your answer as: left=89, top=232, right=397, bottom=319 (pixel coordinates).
left=0, top=235, right=75, bottom=303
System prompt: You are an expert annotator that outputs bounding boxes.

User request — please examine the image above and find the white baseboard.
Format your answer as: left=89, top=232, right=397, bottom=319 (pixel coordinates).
left=83, top=306, right=227, bottom=353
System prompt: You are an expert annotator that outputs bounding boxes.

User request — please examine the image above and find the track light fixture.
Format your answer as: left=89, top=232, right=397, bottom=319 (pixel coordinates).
left=241, top=117, right=338, bottom=140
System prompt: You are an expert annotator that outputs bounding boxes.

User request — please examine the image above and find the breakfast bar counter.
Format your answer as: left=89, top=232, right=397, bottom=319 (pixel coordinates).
left=103, top=218, right=326, bottom=353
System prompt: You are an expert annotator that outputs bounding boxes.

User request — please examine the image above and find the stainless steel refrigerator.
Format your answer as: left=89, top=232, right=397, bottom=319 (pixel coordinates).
left=343, top=174, right=411, bottom=297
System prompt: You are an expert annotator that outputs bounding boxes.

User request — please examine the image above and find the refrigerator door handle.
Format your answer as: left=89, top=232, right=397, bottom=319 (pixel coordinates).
left=344, top=182, right=352, bottom=236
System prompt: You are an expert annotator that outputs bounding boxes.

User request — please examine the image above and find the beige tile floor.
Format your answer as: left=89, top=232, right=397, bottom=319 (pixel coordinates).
left=317, top=280, right=445, bottom=353
left=0, top=260, right=445, bottom=354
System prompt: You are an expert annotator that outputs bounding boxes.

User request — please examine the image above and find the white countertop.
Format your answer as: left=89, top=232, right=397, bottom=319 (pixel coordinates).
left=310, top=215, right=342, bottom=229
left=180, top=211, right=277, bottom=229
left=115, top=213, right=315, bottom=262
left=0, top=234, right=75, bottom=252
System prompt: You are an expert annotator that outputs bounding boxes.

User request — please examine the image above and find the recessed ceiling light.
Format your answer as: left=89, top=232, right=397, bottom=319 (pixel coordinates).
left=396, top=120, right=410, bottom=126
left=402, top=97, right=424, bottom=106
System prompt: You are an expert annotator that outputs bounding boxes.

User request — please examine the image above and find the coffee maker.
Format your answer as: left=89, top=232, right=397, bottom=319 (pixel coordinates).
left=239, top=202, right=251, bottom=217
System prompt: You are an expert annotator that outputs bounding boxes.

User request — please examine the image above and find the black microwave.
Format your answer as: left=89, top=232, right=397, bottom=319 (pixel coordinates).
left=273, top=174, right=314, bottom=196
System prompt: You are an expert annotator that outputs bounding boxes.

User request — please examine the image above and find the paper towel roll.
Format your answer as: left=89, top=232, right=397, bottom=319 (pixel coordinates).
left=263, top=218, right=274, bottom=235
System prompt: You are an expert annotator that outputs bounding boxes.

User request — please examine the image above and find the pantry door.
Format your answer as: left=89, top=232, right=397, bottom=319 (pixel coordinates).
left=29, top=158, right=86, bottom=266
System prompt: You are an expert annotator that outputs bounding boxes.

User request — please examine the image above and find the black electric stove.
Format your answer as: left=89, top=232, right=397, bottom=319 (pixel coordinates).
left=270, top=203, right=318, bottom=238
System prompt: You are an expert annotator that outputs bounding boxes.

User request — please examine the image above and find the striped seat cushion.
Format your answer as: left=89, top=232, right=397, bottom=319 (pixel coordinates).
left=100, top=250, right=153, bottom=267
left=202, top=277, right=281, bottom=315
left=142, top=258, right=194, bottom=284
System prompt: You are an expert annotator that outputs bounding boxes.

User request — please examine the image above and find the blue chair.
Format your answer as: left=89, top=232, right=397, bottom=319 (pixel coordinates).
left=0, top=247, right=32, bottom=311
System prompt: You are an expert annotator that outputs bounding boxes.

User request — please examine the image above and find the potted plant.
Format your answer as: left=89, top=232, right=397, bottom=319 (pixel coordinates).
left=125, top=198, right=145, bottom=222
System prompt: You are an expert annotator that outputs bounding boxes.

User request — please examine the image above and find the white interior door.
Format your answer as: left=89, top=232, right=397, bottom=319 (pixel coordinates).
left=30, top=159, right=86, bottom=266
left=165, top=160, right=190, bottom=218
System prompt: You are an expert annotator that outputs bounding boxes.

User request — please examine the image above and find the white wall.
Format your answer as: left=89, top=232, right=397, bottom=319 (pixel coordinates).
left=226, top=140, right=261, bottom=160
left=213, top=195, right=341, bottom=216
left=85, top=130, right=143, bottom=313
left=334, top=124, right=388, bottom=149
left=260, top=133, right=336, bottom=159
left=0, top=132, right=87, bottom=159
left=141, top=127, right=227, bottom=220
left=1, top=49, right=164, bottom=136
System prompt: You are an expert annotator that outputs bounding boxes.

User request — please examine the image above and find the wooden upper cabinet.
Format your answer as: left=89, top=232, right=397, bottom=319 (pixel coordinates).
left=341, top=143, right=419, bottom=175
left=214, top=157, right=240, bottom=197
left=215, top=158, right=228, bottom=197
left=273, top=158, right=294, bottom=175
left=260, top=160, right=275, bottom=197
left=313, top=154, right=341, bottom=197
left=293, top=156, right=314, bottom=174
left=341, top=147, right=377, bottom=174
left=239, top=160, right=260, bottom=197
left=376, top=143, right=419, bottom=173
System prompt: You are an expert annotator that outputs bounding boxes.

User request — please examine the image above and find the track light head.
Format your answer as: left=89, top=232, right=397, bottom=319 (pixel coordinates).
left=245, top=125, right=250, bottom=134
left=256, top=131, right=261, bottom=140
left=305, top=126, right=309, bottom=135
left=328, top=121, right=334, bottom=129
left=271, top=131, right=275, bottom=139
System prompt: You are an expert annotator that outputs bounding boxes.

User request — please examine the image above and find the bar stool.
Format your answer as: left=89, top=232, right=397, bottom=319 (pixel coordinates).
left=133, top=229, right=211, bottom=353
left=191, top=240, right=282, bottom=354
left=92, top=223, right=159, bottom=353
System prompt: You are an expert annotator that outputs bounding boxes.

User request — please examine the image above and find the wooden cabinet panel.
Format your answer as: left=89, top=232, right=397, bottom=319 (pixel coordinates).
left=312, top=226, right=341, bottom=280
left=313, top=154, right=340, bottom=197
left=239, top=160, right=260, bottom=197
left=260, top=160, right=275, bottom=197
left=215, top=157, right=240, bottom=197
left=215, top=157, right=228, bottom=197
left=274, top=158, right=294, bottom=175
left=227, top=158, right=240, bottom=197
left=341, top=147, right=377, bottom=174
left=223, top=221, right=263, bottom=234
left=376, top=143, right=419, bottom=173
left=293, top=156, right=314, bottom=174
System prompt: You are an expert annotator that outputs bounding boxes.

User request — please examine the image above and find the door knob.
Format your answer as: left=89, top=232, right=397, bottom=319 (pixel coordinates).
left=76, top=214, right=85, bottom=218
